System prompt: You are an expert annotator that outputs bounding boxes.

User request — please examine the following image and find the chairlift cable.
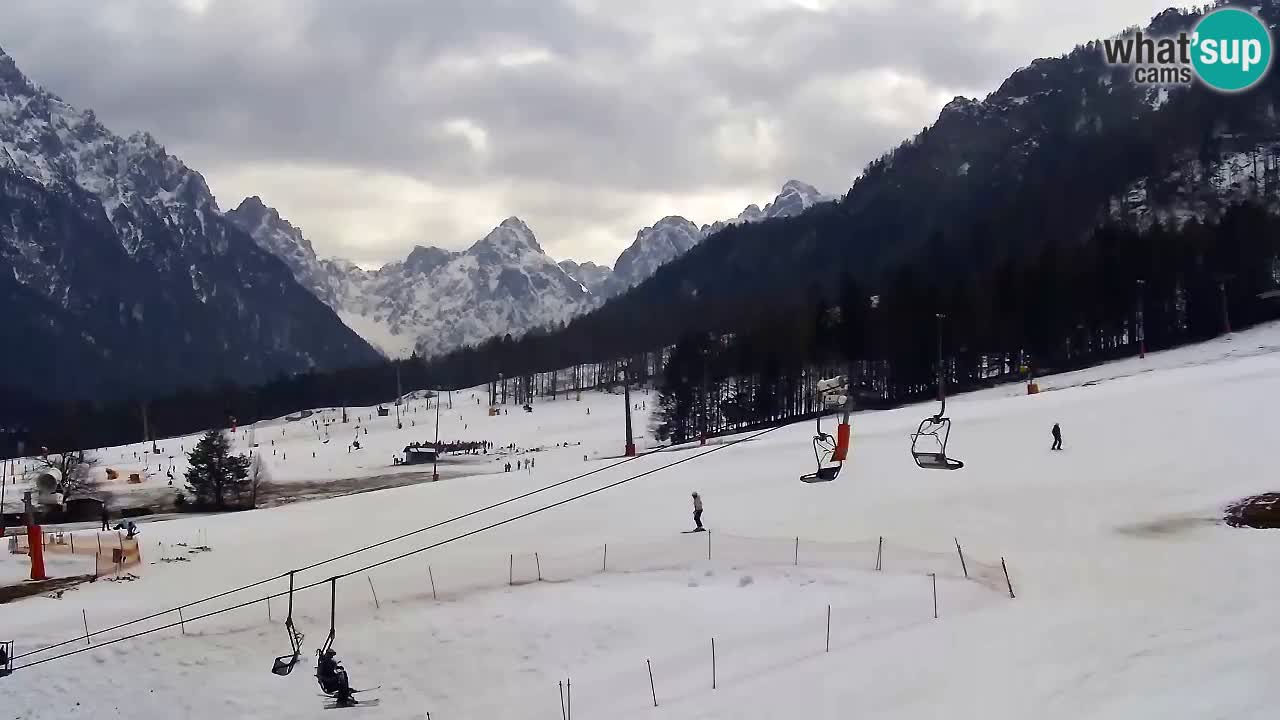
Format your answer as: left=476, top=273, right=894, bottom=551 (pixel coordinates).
left=14, top=422, right=788, bottom=673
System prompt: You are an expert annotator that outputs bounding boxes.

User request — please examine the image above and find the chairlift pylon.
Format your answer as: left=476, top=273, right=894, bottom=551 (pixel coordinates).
left=801, top=375, right=853, bottom=483
left=910, top=314, right=964, bottom=470
left=271, top=571, right=305, bottom=676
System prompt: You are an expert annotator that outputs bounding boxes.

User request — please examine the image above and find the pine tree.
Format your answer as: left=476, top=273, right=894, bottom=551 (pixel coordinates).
left=184, top=429, right=252, bottom=510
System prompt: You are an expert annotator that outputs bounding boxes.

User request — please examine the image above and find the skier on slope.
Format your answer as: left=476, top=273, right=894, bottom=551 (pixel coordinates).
left=1051, top=423, right=1063, bottom=451
left=691, top=492, right=705, bottom=532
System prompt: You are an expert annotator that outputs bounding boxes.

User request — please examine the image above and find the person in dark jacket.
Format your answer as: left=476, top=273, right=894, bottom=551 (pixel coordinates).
left=691, top=492, right=705, bottom=531
left=317, top=648, right=356, bottom=706
left=100, top=505, right=110, bottom=532
left=1051, top=423, right=1063, bottom=451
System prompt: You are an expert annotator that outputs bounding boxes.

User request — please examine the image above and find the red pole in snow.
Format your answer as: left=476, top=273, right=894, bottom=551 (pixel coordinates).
left=24, top=491, right=46, bottom=581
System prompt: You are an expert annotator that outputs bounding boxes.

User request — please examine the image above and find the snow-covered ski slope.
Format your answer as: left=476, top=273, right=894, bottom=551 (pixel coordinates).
left=5, top=325, right=1280, bottom=719
left=1, top=386, right=658, bottom=514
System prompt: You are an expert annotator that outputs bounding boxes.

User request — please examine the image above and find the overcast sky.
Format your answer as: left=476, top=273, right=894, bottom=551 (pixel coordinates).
left=4, top=0, right=1179, bottom=268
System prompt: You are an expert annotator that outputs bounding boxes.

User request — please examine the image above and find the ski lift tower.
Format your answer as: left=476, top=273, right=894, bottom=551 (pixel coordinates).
left=1136, top=279, right=1146, bottom=359
left=622, top=360, right=636, bottom=456
left=394, top=364, right=403, bottom=430
left=1214, top=273, right=1234, bottom=335
left=432, top=389, right=442, bottom=482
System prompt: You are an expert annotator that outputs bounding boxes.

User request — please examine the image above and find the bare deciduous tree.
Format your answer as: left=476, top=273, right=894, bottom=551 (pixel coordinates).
left=35, top=451, right=97, bottom=500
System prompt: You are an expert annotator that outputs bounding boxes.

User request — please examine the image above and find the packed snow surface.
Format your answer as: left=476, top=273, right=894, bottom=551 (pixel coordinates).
left=4, top=325, right=1280, bottom=718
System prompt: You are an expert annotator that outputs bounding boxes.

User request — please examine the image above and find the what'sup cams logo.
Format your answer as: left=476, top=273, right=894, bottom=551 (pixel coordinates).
left=1102, top=7, right=1273, bottom=93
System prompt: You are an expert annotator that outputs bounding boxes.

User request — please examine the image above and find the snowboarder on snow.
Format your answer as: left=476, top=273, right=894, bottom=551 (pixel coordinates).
left=692, top=492, right=704, bottom=531
left=1051, top=423, right=1063, bottom=451
left=317, top=648, right=356, bottom=707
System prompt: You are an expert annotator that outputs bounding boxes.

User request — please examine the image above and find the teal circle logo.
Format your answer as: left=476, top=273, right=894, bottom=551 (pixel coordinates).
left=1191, top=8, right=1273, bottom=92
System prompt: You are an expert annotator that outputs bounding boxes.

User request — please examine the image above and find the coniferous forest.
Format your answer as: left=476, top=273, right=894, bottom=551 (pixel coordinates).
left=6, top=200, right=1279, bottom=457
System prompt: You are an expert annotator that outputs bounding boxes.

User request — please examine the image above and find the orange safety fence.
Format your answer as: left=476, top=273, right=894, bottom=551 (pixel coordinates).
left=8, top=531, right=142, bottom=577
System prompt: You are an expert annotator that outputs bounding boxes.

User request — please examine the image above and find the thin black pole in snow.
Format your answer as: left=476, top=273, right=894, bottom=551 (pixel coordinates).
left=509, top=553, right=514, bottom=585
left=536, top=552, right=542, bottom=581
left=178, top=607, right=186, bottom=636
left=82, top=610, right=90, bottom=646
left=955, top=537, right=968, bottom=579
left=429, top=565, right=438, bottom=601
left=930, top=573, right=938, bottom=619
left=366, top=576, right=380, bottom=609
left=559, top=680, right=567, bottom=720
left=711, top=637, right=717, bottom=690
left=794, top=536, right=799, bottom=566
left=707, top=530, right=712, bottom=561
left=826, top=605, right=831, bottom=652
left=602, top=543, right=607, bottom=572
left=267, top=595, right=272, bottom=622
left=567, top=677, right=572, bottom=720
left=647, top=658, right=658, bottom=707
left=1002, top=557, right=1016, bottom=599
left=876, top=536, right=883, bottom=571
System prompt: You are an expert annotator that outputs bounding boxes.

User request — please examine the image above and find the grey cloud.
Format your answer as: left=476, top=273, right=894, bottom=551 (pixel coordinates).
left=1, top=0, right=1179, bottom=264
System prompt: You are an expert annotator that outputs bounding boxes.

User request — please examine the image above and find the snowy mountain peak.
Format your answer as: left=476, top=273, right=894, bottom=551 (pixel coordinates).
left=699, top=179, right=830, bottom=238
left=613, top=215, right=702, bottom=288
left=471, top=216, right=544, bottom=255
left=764, top=180, right=827, bottom=219
left=228, top=196, right=317, bottom=261
left=402, top=245, right=455, bottom=276
left=0, top=49, right=380, bottom=395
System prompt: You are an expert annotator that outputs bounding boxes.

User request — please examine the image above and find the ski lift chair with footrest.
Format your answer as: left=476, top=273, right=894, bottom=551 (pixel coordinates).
left=0, top=640, right=13, bottom=678
left=271, top=571, right=306, bottom=676
left=800, top=377, right=853, bottom=483
left=909, top=313, right=965, bottom=471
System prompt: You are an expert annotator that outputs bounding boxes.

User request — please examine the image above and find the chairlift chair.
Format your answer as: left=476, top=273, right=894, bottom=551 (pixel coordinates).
left=314, top=578, right=360, bottom=707
left=910, top=413, right=964, bottom=470
left=800, top=377, right=852, bottom=483
left=909, top=313, right=964, bottom=470
left=0, top=640, right=13, bottom=678
left=271, top=572, right=306, bottom=676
